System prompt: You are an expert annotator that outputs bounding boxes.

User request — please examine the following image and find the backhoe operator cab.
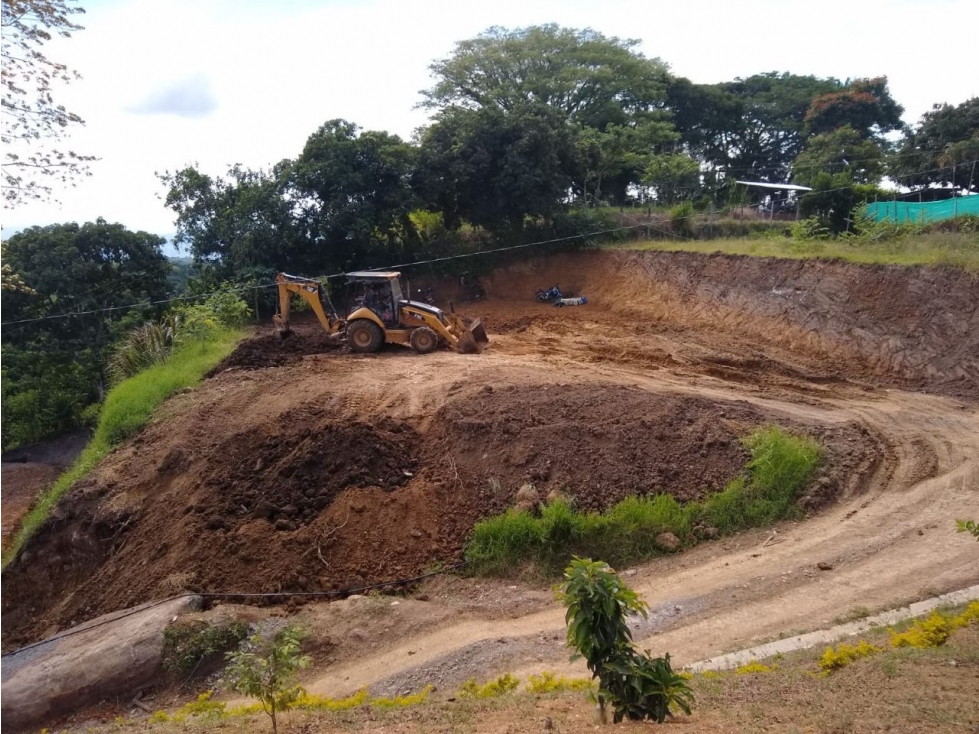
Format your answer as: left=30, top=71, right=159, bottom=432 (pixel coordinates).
left=273, top=271, right=487, bottom=355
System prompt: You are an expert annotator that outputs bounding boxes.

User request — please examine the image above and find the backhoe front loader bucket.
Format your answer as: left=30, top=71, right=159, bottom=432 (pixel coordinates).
left=469, top=319, right=488, bottom=345
left=456, top=318, right=488, bottom=354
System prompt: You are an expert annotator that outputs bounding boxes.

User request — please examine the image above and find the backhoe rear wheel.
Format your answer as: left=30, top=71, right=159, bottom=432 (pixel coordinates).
left=347, top=319, right=384, bottom=353
left=410, top=326, right=438, bottom=354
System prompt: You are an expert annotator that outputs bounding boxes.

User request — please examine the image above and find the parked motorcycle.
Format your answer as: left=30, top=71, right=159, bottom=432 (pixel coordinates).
left=536, top=285, right=563, bottom=302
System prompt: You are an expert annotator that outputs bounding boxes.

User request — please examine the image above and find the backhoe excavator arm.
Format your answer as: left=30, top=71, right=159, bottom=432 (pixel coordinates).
left=273, top=273, right=342, bottom=337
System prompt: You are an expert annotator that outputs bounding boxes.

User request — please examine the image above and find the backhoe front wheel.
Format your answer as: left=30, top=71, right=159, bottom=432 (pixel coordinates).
left=410, top=326, right=439, bottom=354
left=347, top=319, right=384, bottom=353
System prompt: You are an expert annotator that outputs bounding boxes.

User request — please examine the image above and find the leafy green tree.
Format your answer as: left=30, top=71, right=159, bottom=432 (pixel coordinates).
left=665, top=78, right=743, bottom=192
left=718, top=72, right=840, bottom=183
left=792, top=126, right=885, bottom=186
left=1, top=219, right=170, bottom=447
left=561, top=558, right=693, bottom=724
left=292, top=119, right=419, bottom=270
left=643, top=153, right=701, bottom=204
left=890, top=98, right=979, bottom=195
left=574, top=121, right=677, bottom=206
left=422, top=25, right=670, bottom=132
left=797, top=171, right=881, bottom=233
left=161, top=162, right=310, bottom=277
left=415, top=103, right=577, bottom=230
left=2, top=0, right=95, bottom=205
left=225, top=626, right=311, bottom=734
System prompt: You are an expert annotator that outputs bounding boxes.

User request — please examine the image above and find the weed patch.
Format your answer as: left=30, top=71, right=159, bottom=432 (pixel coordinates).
left=525, top=671, right=594, bottom=694
left=735, top=661, right=777, bottom=675
left=459, top=674, right=521, bottom=699
left=465, top=425, right=820, bottom=574
left=161, top=620, right=249, bottom=676
left=819, top=640, right=882, bottom=673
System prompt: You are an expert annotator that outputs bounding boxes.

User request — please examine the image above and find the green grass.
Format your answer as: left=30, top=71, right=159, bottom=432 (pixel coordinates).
left=1, top=329, right=244, bottom=569
left=464, top=426, right=820, bottom=575
left=612, top=231, right=979, bottom=271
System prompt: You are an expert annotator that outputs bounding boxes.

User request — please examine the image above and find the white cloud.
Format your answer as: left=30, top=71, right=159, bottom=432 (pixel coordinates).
left=127, top=74, right=217, bottom=118
left=4, top=0, right=977, bottom=238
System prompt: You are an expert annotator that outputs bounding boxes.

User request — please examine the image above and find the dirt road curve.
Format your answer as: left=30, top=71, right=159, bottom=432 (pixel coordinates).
left=297, top=349, right=979, bottom=696
left=3, top=252, right=977, bottom=693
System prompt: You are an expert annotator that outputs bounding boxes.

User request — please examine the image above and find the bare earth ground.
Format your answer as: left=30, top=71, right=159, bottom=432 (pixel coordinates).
left=1, top=431, right=88, bottom=551
left=2, top=251, right=978, bottom=722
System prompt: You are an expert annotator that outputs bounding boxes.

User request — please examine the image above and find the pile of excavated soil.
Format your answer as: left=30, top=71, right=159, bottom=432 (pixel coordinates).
left=1, top=382, right=875, bottom=649
left=208, top=329, right=344, bottom=373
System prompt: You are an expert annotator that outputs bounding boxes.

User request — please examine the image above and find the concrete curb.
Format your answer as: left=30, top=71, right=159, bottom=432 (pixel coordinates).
left=687, top=584, right=979, bottom=672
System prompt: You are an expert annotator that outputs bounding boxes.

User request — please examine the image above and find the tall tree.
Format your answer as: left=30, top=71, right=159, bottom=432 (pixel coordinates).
left=161, top=162, right=309, bottom=277
left=422, top=24, right=671, bottom=132
left=415, top=103, right=577, bottom=230
left=890, top=98, right=979, bottom=195
left=792, top=126, right=885, bottom=187
left=718, top=72, right=840, bottom=183
left=804, top=77, right=903, bottom=140
left=2, top=0, right=94, bottom=205
left=292, top=119, right=419, bottom=271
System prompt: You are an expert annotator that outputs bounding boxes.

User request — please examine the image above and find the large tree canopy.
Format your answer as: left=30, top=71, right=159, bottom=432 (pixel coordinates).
left=1, top=220, right=170, bottom=446
left=292, top=119, right=419, bottom=270
left=161, top=162, right=308, bottom=277
left=804, top=77, right=903, bottom=140
left=792, top=126, right=885, bottom=187
left=422, top=24, right=670, bottom=131
left=415, top=103, right=577, bottom=230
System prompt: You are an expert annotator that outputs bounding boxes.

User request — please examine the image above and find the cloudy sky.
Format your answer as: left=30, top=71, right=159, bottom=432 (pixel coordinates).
left=4, top=0, right=977, bottom=244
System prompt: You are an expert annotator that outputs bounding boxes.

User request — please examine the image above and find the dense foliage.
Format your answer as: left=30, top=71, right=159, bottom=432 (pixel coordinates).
left=1, top=220, right=170, bottom=448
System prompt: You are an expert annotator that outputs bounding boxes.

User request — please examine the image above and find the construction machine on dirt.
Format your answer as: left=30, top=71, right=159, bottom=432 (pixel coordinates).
left=273, top=271, right=488, bottom=354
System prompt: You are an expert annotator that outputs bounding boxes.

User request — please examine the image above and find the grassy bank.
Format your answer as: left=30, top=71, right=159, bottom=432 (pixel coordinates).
left=1, top=329, right=244, bottom=569
left=612, top=231, right=979, bottom=271
left=465, top=426, right=820, bottom=575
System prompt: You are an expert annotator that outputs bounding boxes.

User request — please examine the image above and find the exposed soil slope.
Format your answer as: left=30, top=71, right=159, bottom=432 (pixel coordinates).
left=3, top=250, right=975, bottom=653
left=483, top=250, right=979, bottom=398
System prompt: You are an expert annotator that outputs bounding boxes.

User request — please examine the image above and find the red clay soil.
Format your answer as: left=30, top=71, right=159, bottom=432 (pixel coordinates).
left=1, top=463, right=61, bottom=550
left=483, top=251, right=979, bottom=399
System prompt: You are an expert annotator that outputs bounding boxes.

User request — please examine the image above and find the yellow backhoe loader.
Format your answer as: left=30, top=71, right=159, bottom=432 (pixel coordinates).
left=273, top=271, right=488, bottom=354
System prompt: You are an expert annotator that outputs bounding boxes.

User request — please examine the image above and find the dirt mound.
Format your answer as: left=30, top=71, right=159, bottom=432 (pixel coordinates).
left=430, top=384, right=758, bottom=508
left=5, top=378, right=875, bottom=649
left=209, top=327, right=343, bottom=373
left=198, top=407, right=418, bottom=528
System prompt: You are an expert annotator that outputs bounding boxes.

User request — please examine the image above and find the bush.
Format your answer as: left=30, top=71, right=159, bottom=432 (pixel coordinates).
left=818, top=640, right=881, bottom=673
left=561, top=558, right=693, bottom=723
left=108, top=314, right=179, bottom=384
left=465, top=426, right=821, bottom=575
left=162, top=620, right=249, bottom=675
